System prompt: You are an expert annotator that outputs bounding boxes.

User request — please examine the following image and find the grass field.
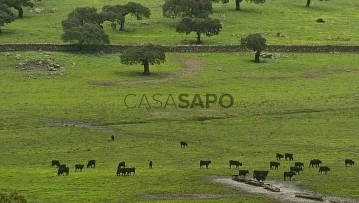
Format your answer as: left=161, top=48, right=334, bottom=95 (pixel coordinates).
left=0, top=0, right=358, bottom=45
left=0, top=51, right=358, bottom=202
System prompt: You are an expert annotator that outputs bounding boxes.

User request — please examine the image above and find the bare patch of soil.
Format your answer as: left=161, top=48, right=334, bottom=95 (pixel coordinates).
left=91, top=56, right=204, bottom=86
left=212, top=177, right=359, bottom=203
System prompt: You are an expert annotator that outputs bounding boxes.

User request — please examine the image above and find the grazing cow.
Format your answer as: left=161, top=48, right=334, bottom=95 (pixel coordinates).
left=229, top=160, right=242, bottom=169
left=285, top=153, right=294, bottom=161
left=51, top=160, right=60, bottom=168
left=345, top=159, right=355, bottom=167
left=75, top=164, right=84, bottom=172
left=309, top=159, right=322, bottom=168
left=253, top=170, right=269, bottom=181
left=116, top=167, right=136, bottom=176
left=319, top=166, right=330, bottom=174
left=316, top=18, right=325, bottom=23
left=290, top=166, right=303, bottom=174
left=180, top=141, right=188, bottom=147
left=238, top=170, right=249, bottom=177
left=127, top=167, right=136, bottom=176
left=116, top=167, right=126, bottom=176
left=118, top=161, right=125, bottom=168
left=284, top=171, right=296, bottom=181
left=295, top=162, right=304, bottom=168
left=149, top=161, right=153, bottom=169
left=111, top=135, right=115, bottom=141
left=269, top=161, right=281, bottom=170
left=276, top=153, right=284, bottom=160
left=87, top=160, right=96, bottom=168
left=200, top=160, right=211, bottom=169
left=58, top=166, right=69, bottom=176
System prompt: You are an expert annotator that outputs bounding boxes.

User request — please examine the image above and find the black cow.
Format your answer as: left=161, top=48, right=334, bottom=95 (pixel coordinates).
left=345, top=159, right=355, bottom=167
left=200, top=160, right=211, bottom=169
left=284, top=171, right=296, bottom=181
left=116, top=167, right=135, bottom=176
left=316, top=18, right=325, bottom=23
left=269, top=161, right=280, bottom=170
left=111, top=135, right=115, bottom=141
left=229, top=160, right=242, bottom=169
left=319, top=166, right=330, bottom=174
left=118, top=161, right=125, bottom=168
left=75, top=164, right=84, bottom=172
left=294, top=162, right=304, bottom=168
left=309, top=159, right=322, bottom=168
left=51, top=160, right=60, bottom=168
left=290, top=166, right=303, bottom=174
left=180, top=141, right=188, bottom=147
left=58, top=166, right=69, bottom=176
left=149, top=161, right=153, bottom=169
left=285, top=153, right=294, bottom=161
left=238, top=170, right=249, bottom=177
left=253, top=170, right=269, bottom=181
left=87, top=160, right=96, bottom=168
left=127, top=167, right=136, bottom=176
left=276, top=153, right=284, bottom=160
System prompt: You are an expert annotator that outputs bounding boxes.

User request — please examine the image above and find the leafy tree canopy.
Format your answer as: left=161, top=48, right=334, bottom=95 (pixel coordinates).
left=61, top=22, right=110, bottom=45
left=120, top=44, right=166, bottom=75
left=163, top=0, right=213, bottom=18
left=176, top=17, right=222, bottom=44
left=0, top=1, right=15, bottom=33
left=61, top=7, right=109, bottom=45
left=241, top=33, right=267, bottom=62
left=102, top=2, right=150, bottom=31
left=63, top=6, right=104, bottom=30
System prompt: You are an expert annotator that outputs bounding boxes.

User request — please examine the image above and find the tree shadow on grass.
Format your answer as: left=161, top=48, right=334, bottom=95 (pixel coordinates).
left=113, top=70, right=172, bottom=79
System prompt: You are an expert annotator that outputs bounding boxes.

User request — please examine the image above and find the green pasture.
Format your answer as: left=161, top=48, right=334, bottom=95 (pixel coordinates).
left=0, top=0, right=358, bottom=45
left=0, top=51, right=358, bottom=202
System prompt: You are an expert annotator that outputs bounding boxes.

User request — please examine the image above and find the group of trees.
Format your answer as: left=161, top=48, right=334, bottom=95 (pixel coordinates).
left=163, top=0, right=222, bottom=44
left=61, top=2, right=151, bottom=45
left=0, top=0, right=40, bottom=33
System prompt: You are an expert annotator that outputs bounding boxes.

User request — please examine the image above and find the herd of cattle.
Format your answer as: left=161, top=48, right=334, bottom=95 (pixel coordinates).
left=52, top=141, right=355, bottom=183
left=52, top=159, right=140, bottom=176
left=199, top=152, right=355, bottom=182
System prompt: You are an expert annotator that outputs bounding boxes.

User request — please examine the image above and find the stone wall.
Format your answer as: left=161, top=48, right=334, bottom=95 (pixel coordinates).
left=0, top=44, right=358, bottom=53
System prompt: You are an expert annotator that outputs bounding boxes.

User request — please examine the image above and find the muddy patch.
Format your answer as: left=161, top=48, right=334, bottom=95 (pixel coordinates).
left=212, top=177, right=359, bottom=203
left=92, top=56, right=204, bottom=86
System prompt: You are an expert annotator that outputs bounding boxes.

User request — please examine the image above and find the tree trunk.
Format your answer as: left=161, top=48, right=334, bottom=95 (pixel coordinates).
left=306, top=0, right=311, bottom=7
left=143, top=61, right=150, bottom=75
left=119, top=16, right=125, bottom=31
left=18, top=7, right=23, bottom=18
left=235, top=0, right=241, bottom=11
left=196, top=32, right=202, bottom=44
left=254, top=51, right=261, bottom=63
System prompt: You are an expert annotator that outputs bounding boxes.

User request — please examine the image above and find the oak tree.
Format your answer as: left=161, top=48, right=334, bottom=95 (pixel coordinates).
left=240, top=33, right=267, bottom=63
left=176, top=17, right=222, bottom=44
left=120, top=44, right=166, bottom=75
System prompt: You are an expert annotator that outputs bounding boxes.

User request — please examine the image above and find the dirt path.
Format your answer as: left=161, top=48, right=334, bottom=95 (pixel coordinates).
left=212, top=177, right=359, bottom=203
left=92, top=56, right=204, bottom=86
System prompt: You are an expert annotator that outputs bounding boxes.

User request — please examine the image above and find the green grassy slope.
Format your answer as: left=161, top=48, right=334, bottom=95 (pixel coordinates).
left=0, top=51, right=358, bottom=202
left=0, top=0, right=358, bottom=45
